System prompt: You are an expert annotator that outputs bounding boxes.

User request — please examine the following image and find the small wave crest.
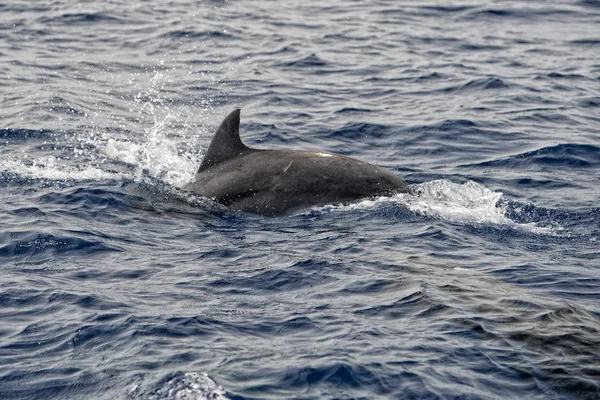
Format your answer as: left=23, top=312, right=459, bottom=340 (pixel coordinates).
left=128, top=372, right=229, bottom=400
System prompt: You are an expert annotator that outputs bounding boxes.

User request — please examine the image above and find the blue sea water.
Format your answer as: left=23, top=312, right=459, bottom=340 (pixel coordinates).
left=1, top=0, right=599, bottom=399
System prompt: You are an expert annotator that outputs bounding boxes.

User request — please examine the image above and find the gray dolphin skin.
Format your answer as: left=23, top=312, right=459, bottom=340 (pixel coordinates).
left=184, top=109, right=410, bottom=217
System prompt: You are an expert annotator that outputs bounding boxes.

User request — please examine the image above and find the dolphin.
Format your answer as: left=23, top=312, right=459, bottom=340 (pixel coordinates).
left=184, top=109, right=410, bottom=216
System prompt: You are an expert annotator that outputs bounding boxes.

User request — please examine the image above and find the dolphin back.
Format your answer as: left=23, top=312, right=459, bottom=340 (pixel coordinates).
left=189, top=109, right=411, bottom=216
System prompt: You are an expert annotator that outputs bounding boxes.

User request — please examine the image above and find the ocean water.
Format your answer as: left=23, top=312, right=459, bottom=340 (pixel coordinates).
left=1, top=0, right=599, bottom=399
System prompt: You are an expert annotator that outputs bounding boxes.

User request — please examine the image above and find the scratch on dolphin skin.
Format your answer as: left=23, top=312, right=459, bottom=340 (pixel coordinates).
left=283, top=161, right=293, bottom=173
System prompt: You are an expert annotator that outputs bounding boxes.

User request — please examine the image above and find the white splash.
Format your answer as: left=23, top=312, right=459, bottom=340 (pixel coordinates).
left=107, top=71, right=201, bottom=187
left=0, top=157, right=126, bottom=182
left=101, top=114, right=198, bottom=188
left=312, top=179, right=554, bottom=232
left=404, top=179, right=509, bottom=224
left=314, top=179, right=508, bottom=225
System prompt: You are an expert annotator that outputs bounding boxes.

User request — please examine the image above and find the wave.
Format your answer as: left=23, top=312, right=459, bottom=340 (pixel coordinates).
left=38, top=12, right=127, bottom=26
left=459, top=143, right=600, bottom=169
left=0, top=231, right=122, bottom=265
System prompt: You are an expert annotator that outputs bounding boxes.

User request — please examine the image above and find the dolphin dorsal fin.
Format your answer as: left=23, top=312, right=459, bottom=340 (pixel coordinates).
left=198, top=109, right=250, bottom=172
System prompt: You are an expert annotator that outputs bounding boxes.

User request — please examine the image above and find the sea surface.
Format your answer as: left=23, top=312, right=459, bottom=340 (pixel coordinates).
left=1, top=1, right=599, bottom=399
